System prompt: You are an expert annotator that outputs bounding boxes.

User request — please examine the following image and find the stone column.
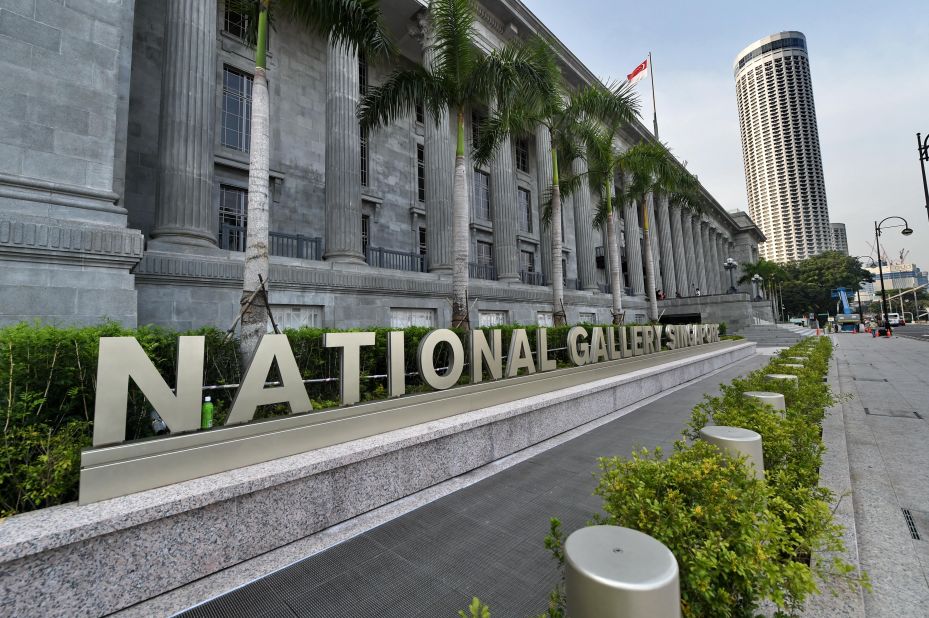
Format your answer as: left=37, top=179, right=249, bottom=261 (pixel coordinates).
left=669, top=204, right=687, bottom=298
left=490, top=133, right=520, bottom=282
left=646, top=194, right=661, bottom=290
left=151, top=0, right=217, bottom=247
left=655, top=194, right=676, bottom=296
left=624, top=200, right=645, bottom=295
left=421, top=21, right=453, bottom=273
left=573, top=158, right=598, bottom=290
left=324, top=40, right=364, bottom=263
left=535, top=126, right=553, bottom=284
left=717, top=233, right=729, bottom=291
left=680, top=209, right=697, bottom=295
left=693, top=217, right=707, bottom=294
left=708, top=228, right=722, bottom=294
left=701, top=222, right=714, bottom=293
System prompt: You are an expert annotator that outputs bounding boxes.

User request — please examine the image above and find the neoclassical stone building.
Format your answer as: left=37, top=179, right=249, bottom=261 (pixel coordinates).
left=0, top=0, right=768, bottom=330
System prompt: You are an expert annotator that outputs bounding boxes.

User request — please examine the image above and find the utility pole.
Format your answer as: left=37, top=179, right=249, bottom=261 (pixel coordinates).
left=919, top=133, right=929, bottom=226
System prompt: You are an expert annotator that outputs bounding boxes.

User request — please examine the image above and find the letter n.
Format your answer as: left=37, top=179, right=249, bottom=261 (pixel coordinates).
left=93, top=336, right=205, bottom=446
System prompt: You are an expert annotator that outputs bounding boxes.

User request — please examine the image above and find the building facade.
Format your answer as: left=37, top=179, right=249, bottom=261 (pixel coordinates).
left=0, top=0, right=766, bottom=331
left=831, top=222, right=848, bottom=254
left=859, top=263, right=928, bottom=302
left=734, top=31, right=832, bottom=263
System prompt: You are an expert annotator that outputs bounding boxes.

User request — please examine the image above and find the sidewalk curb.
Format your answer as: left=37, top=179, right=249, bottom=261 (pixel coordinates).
left=801, top=345, right=866, bottom=617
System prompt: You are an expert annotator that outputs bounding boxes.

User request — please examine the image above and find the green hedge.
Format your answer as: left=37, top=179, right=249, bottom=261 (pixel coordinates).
left=521, top=337, right=864, bottom=618
left=2, top=320, right=674, bottom=516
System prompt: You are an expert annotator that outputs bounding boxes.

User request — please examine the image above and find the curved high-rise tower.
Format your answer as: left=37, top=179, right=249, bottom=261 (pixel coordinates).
left=734, top=31, right=831, bottom=262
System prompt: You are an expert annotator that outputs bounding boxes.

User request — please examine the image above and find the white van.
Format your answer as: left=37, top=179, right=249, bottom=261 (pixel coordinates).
left=887, top=313, right=901, bottom=326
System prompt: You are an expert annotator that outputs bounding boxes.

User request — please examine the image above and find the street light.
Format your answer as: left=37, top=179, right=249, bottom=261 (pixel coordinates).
left=874, top=216, right=914, bottom=334
left=751, top=274, right=763, bottom=301
left=851, top=255, right=873, bottom=325
left=724, top=257, right=738, bottom=294
left=918, top=132, right=929, bottom=225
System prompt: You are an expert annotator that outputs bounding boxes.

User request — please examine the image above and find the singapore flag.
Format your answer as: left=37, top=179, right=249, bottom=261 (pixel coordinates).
left=626, top=58, right=648, bottom=86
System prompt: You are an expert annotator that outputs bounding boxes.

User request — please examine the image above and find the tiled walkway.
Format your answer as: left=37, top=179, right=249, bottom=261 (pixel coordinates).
left=830, top=333, right=929, bottom=616
left=178, top=356, right=767, bottom=618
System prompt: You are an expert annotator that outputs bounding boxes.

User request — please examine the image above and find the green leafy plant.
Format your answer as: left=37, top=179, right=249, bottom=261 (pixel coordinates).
left=458, top=597, right=490, bottom=618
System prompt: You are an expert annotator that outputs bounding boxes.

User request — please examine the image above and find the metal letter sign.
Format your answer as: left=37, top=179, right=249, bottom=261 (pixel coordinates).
left=82, top=324, right=721, bottom=502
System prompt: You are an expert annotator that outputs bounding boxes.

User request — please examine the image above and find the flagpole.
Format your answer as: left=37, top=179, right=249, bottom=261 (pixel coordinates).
left=649, top=51, right=659, bottom=140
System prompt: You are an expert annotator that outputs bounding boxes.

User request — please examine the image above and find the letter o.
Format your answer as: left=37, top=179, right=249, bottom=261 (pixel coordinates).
left=417, top=329, right=465, bottom=390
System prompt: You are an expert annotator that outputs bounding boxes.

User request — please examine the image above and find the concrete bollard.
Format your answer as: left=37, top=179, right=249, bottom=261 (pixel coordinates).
left=699, top=425, right=765, bottom=479
left=765, top=373, right=799, bottom=384
left=743, top=391, right=786, bottom=412
left=565, top=525, right=680, bottom=618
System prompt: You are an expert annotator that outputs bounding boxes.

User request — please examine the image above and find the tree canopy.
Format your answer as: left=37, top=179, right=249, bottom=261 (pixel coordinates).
left=776, top=252, right=874, bottom=317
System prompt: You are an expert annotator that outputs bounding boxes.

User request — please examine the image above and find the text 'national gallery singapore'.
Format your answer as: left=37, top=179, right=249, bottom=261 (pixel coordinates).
left=0, top=0, right=772, bottom=331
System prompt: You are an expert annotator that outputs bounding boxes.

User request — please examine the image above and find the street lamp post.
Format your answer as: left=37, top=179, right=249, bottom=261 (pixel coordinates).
left=874, top=216, right=914, bottom=334
left=724, top=258, right=737, bottom=294
left=851, top=255, right=872, bottom=325
left=751, top=274, right=762, bottom=301
left=918, top=132, right=929, bottom=225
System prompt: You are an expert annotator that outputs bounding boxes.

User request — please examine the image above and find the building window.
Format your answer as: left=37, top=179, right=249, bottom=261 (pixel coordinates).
left=391, top=308, right=436, bottom=328
left=537, top=312, right=554, bottom=327
left=579, top=311, right=597, bottom=323
left=271, top=305, right=323, bottom=332
left=471, top=111, right=485, bottom=145
left=418, top=226, right=427, bottom=257
left=518, top=188, right=532, bottom=232
left=359, top=55, right=368, bottom=187
left=415, top=102, right=424, bottom=124
left=477, top=241, right=494, bottom=266
left=222, top=67, right=253, bottom=152
left=515, top=139, right=529, bottom=173
left=361, top=214, right=370, bottom=256
left=417, top=143, right=425, bottom=202
left=474, top=170, right=491, bottom=220
left=520, top=250, right=535, bottom=273
left=479, top=310, right=508, bottom=327
left=219, top=184, right=248, bottom=251
left=223, top=5, right=249, bottom=41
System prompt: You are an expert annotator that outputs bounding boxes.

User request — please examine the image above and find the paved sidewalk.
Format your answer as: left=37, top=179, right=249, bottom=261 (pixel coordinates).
left=177, top=356, right=767, bottom=618
left=830, top=333, right=929, bottom=617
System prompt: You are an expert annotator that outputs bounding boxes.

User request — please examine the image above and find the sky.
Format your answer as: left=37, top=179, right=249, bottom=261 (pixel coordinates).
left=525, top=0, right=929, bottom=269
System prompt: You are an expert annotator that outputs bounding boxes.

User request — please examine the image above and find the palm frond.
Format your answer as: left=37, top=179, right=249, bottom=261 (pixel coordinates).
left=278, top=0, right=395, bottom=58
left=430, top=0, right=477, bottom=105
left=358, top=67, right=446, bottom=130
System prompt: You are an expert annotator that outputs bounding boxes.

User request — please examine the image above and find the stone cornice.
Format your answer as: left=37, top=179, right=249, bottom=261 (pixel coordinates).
left=0, top=172, right=125, bottom=215
left=0, top=216, right=143, bottom=269
left=134, top=252, right=614, bottom=307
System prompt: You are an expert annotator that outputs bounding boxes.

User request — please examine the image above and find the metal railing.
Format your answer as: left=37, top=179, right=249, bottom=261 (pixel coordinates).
left=219, top=224, right=323, bottom=261
left=469, top=262, right=497, bottom=281
left=365, top=246, right=426, bottom=272
left=519, top=270, right=545, bottom=286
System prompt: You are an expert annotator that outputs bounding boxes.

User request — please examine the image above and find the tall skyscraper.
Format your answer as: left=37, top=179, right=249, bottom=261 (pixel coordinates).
left=831, top=222, right=849, bottom=255
left=734, top=31, right=832, bottom=262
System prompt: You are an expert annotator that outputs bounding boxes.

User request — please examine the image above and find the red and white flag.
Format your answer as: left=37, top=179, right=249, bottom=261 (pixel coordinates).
left=627, top=58, right=648, bottom=86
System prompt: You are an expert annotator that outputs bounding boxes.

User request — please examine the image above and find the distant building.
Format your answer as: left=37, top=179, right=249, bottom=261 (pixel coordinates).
left=734, top=32, right=832, bottom=263
left=830, top=223, right=849, bottom=254
left=859, top=263, right=928, bottom=301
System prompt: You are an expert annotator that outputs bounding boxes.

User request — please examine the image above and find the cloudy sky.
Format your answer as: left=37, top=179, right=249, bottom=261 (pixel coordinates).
left=526, top=0, right=929, bottom=269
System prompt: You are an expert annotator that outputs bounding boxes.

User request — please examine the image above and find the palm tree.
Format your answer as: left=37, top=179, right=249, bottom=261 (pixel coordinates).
left=617, top=142, right=690, bottom=321
left=234, top=0, right=393, bottom=361
left=358, top=0, right=557, bottom=327
left=475, top=63, right=639, bottom=325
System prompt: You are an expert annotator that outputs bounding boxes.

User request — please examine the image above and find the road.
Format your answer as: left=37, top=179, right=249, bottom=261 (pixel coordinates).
left=893, top=322, right=929, bottom=342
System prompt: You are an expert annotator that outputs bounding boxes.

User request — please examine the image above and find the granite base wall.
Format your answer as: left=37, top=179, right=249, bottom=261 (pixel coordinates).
left=658, top=292, right=774, bottom=331
left=0, top=342, right=754, bottom=617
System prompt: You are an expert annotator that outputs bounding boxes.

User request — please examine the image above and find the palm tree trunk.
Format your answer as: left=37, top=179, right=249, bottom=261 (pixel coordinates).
left=550, top=146, right=565, bottom=326
left=240, top=4, right=271, bottom=363
left=641, top=195, right=659, bottom=321
left=604, top=186, right=623, bottom=324
left=451, top=108, right=469, bottom=327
